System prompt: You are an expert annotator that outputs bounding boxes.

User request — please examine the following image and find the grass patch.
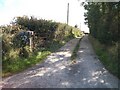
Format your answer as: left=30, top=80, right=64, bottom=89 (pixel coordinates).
left=2, top=37, right=73, bottom=78
left=2, top=50, right=51, bottom=77
left=89, top=35, right=119, bottom=79
left=71, top=37, right=82, bottom=60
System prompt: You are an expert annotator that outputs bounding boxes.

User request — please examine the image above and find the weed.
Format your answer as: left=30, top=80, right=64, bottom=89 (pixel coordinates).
left=71, top=37, right=82, bottom=60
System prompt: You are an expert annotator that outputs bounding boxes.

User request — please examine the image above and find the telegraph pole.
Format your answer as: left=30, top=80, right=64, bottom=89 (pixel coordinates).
left=67, top=3, right=69, bottom=25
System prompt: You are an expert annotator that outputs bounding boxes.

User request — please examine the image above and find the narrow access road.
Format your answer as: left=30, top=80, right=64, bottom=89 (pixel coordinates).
left=2, top=35, right=119, bottom=88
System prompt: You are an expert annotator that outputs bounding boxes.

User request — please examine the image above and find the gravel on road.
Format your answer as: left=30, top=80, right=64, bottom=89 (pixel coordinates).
left=2, top=35, right=119, bottom=88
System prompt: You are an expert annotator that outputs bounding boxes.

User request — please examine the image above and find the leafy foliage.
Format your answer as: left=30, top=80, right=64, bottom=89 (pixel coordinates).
left=83, top=2, right=119, bottom=45
left=83, top=2, right=119, bottom=78
left=2, top=16, right=83, bottom=77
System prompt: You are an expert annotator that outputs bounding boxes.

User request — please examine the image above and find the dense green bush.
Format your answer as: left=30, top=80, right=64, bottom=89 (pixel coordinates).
left=2, top=25, right=30, bottom=63
left=2, top=16, right=83, bottom=77
left=13, top=16, right=82, bottom=47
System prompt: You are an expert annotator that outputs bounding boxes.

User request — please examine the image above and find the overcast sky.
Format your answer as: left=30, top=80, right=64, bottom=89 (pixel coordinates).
left=0, top=0, right=89, bottom=32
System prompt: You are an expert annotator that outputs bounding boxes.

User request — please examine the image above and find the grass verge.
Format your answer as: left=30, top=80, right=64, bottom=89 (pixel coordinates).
left=89, top=35, right=119, bottom=79
left=71, top=37, right=82, bottom=61
left=2, top=38, right=72, bottom=78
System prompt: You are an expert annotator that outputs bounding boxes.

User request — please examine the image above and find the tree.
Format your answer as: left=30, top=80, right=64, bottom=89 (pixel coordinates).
left=83, top=2, right=119, bottom=45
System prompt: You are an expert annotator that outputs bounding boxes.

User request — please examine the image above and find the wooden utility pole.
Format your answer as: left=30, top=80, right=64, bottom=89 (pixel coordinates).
left=67, top=3, right=69, bottom=25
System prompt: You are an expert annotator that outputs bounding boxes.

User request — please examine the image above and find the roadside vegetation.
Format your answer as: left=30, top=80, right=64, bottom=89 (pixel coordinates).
left=1, top=16, right=83, bottom=77
left=89, top=35, right=119, bottom=78
left=82, top=2, right=119, bottom=78
left=71, top=37, right=82, bottom=61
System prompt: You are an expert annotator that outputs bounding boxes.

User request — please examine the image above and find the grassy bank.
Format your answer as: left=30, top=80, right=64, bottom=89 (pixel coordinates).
left=89, top=35, right=119, bottom=79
